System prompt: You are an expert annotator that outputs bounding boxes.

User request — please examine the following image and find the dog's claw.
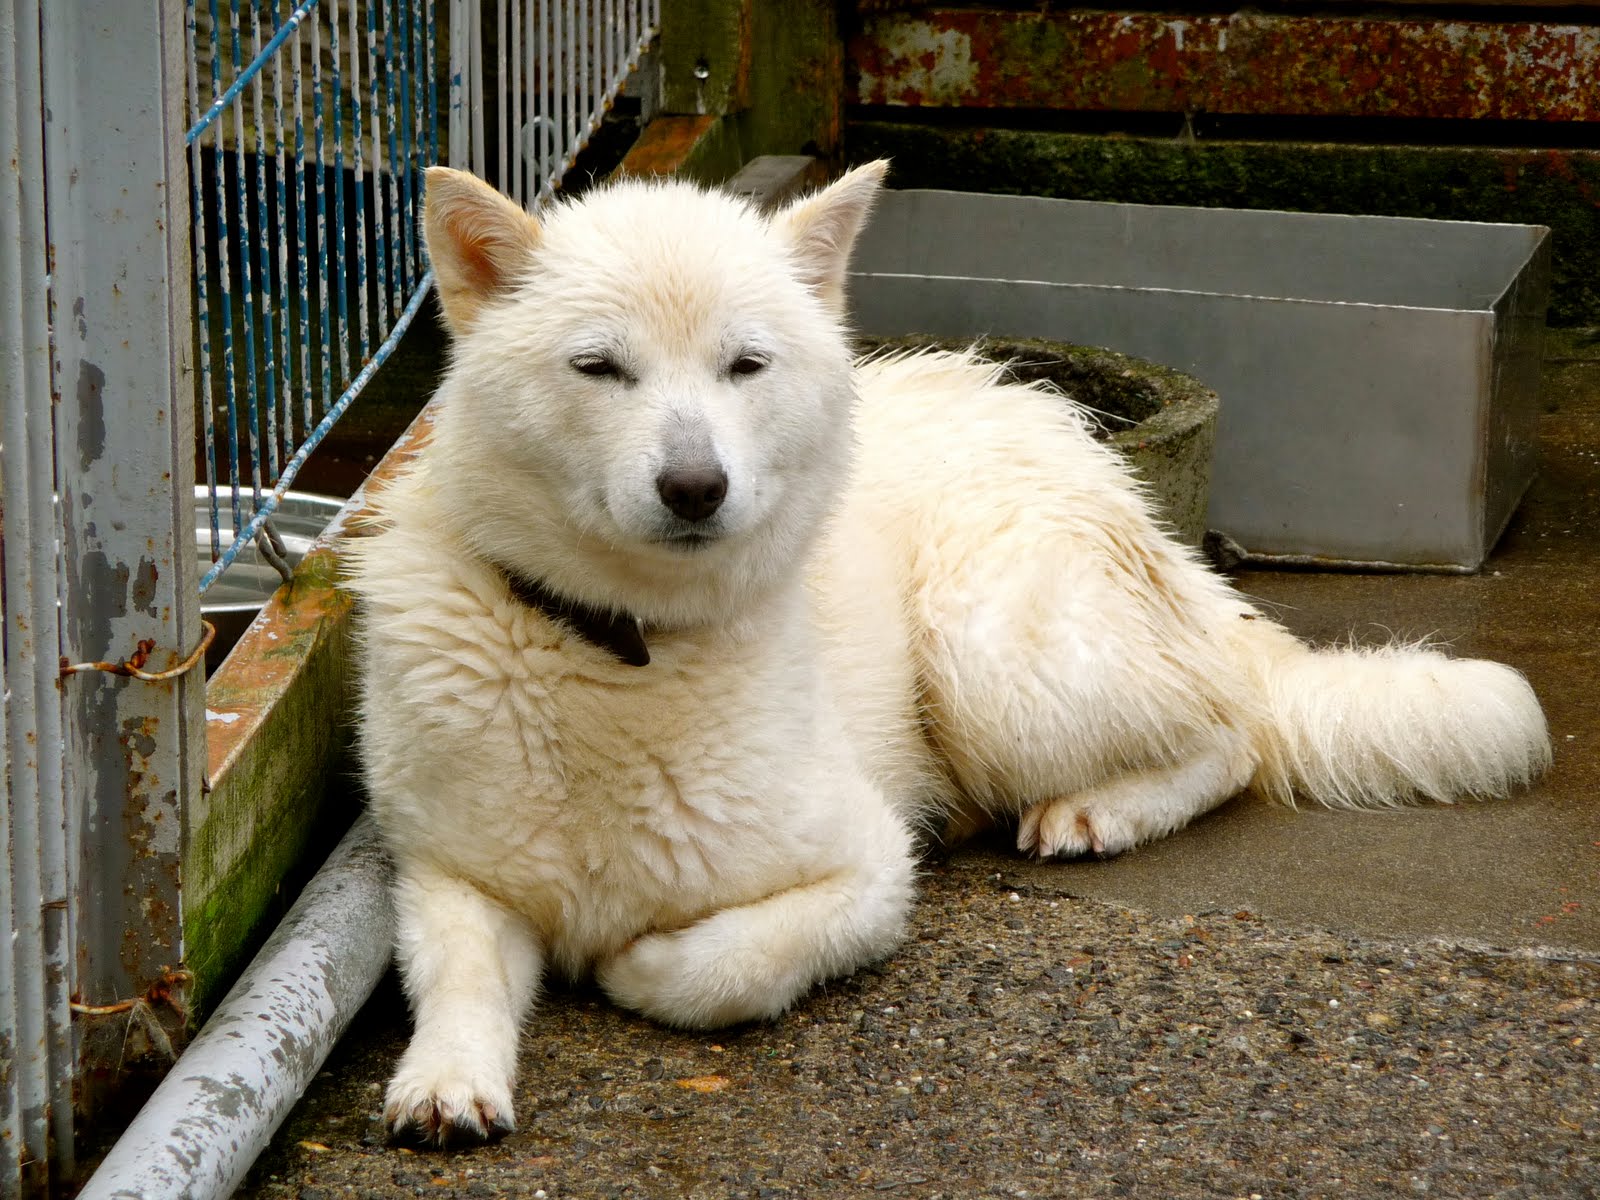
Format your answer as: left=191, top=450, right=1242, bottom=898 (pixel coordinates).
left=382, top=1057, right=517, bottom=1149
left=1019, top=796, right=1134, bottom=860
left=386, top=1096, right=514, bottom=1148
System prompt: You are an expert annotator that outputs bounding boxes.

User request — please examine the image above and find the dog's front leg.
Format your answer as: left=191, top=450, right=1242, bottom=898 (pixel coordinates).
left=596, top=806, right=914, bottom=1029
left=384, top=866, right=541, bottom=1146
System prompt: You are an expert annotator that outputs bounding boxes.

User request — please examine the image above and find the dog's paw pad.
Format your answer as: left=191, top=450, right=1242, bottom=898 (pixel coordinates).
left=384, top=1069, right=516, bottom=1148
left=1018, top=796, right=1132, bottom=860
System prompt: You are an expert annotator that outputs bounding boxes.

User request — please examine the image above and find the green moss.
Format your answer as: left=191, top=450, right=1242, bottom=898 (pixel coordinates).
left=850, top=121, right=1600, bottom=326
left=671, top=117, right=749, bottom=188
left=188, top=562, right=359, bottom=1018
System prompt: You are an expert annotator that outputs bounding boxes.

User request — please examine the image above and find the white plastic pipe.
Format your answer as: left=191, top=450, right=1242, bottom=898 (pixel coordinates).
left=77, top=813, right=394, bottom=1200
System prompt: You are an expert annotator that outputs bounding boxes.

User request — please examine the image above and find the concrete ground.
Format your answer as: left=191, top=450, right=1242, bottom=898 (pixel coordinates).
left=238, top=332, right=1600, bottom=1199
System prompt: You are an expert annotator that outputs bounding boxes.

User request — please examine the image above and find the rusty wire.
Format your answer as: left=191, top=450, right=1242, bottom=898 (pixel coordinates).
left=59, top=619, right=217, bottom=682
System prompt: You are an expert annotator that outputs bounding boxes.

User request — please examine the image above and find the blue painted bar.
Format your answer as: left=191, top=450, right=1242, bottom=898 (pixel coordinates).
left=348, top=0, right=370, bottom=361
left=230, top=0, right=264, bottom=502
left=312, top=8, right=333, bottom=426
left=398, top=0, right=416, bottom=288
left=425, top=0, right=438, bottom=171
left=367, top=0, right=389, bottom=331
left=186, top=0, right=319, bottom=144
left=329, top=0, right=350, bottom=391
left=210, top=0, right=243, bottom=537
left=271, top=2, right=295, bottom=466
left=384, top=8, right=403, bottom=310
left=186, top=0, right=221, bottom=560
left=293, top=16, right=312, bottom=437
left=250, top=8, right=281, bottom=482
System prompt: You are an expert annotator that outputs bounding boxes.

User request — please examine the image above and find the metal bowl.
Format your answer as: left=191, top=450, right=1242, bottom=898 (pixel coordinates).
left=196, top=487, right=346, bottom=672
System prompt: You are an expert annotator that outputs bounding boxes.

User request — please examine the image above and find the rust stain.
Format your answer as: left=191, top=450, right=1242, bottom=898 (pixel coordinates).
left=848, top=8, right=1600, bottom=123
left=70, top=965, right=192, bottom=1023
left=613, top=115, right=721, bottom=179
left=731, top=0, right=754, bottom=110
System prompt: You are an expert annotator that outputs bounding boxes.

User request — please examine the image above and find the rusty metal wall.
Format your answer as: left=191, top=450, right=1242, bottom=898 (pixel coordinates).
left=2, top=0, right=203, bottom=1192
left=848, top=7, right=1600, bottom=123
left=844, top=5, right=1600, bottom=326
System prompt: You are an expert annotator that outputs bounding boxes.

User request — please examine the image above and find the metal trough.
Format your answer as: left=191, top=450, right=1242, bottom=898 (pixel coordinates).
left=197, top=488, right=346, bottom=672
left=850, top=190, right=1551, bottom=570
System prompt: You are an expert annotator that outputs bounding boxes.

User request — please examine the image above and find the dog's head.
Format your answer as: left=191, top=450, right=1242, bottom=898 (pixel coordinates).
left=420, top=161, right=887, bottom=628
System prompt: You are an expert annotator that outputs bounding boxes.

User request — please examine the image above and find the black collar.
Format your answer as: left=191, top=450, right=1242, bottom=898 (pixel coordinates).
left=496, top=565, right=651, bottom=667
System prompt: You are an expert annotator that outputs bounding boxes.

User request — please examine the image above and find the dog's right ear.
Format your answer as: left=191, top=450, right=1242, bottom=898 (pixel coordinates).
left=423, top=167, right=542, bottom=337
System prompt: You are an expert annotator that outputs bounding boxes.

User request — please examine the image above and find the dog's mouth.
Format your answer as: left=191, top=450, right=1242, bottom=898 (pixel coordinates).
left=656, top=531, right=719, bottom=552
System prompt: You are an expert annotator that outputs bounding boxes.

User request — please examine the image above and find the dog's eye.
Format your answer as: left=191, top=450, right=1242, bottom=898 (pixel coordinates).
left=572, top=355, right=620, bottom=378
left=729, top=355, right=767, bottom=377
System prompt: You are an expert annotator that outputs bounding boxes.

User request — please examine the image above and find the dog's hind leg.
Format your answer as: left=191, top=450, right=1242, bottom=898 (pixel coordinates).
left=383, top=867, right=542, bottom=1145
left=596, top=799, right=914, bottom=1029
left=1016, top=725, right=1257, bottom=860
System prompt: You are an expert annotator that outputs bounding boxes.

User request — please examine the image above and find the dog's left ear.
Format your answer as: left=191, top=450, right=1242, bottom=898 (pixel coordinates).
left=774, top=160, right=889, bottom=313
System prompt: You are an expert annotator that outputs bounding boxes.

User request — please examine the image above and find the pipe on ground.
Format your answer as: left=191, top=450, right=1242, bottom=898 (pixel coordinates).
left=76, top=813, right=394, bottom=1200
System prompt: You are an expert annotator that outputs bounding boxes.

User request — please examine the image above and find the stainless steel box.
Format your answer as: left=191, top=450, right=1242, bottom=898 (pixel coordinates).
left=849, top=190, right=1551, bottom=570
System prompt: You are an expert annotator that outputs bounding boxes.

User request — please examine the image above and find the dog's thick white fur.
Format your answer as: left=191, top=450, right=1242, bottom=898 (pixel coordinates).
left=349, top=162, right=1550, bottom=1144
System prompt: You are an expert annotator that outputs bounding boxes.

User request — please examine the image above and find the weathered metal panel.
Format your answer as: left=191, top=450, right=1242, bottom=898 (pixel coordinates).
left=2, top=0, right=75, bottom=1189
left=1483, top=236, right=1553, bottom=554
left=850, top=190, right=1550, bottom=569
left=848, top=8, right=1600, bottom=123
left=40, top=0, right=202, bottom=1121
left=724, top=154, right=828, bottom=209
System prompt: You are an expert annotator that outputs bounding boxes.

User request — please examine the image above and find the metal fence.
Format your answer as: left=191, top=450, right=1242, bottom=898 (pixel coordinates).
left=193, top=0, right=660, bottom=592
left=451, top=0, right=661, bottom=201
left=2, top=0, right=659, bottom=1192
left=188, top=0, right=441, bottom=590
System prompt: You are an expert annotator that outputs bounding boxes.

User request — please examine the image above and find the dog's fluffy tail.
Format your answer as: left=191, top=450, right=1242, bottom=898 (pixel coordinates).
left=1244, top=625, right=1550, bottom=808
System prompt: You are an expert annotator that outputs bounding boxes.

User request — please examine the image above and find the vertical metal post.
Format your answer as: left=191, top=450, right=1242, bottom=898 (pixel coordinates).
left=39, top=0, right=202, bottom=1122
left=3, top=0, right=73, bottom=1188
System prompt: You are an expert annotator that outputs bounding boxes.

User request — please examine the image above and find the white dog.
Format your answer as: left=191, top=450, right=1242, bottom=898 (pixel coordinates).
left=348, top=162, right=1549, bottom=1144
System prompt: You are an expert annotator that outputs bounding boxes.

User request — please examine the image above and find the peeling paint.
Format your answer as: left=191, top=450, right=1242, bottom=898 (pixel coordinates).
left=79, top=550, right=130, bottom=646
left=849, top=8, right=1600, bottom=123
left=131, top=556, right=160, bottom=618
left=76, top=358, right=107, bottom=471
left=856, top=20, right=975, bottom=108
left=121, top=716, right=157, bottom=760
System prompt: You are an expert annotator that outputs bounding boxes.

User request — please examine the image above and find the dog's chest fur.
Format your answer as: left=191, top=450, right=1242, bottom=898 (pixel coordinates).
left=356, top=534, right=869, bottom=976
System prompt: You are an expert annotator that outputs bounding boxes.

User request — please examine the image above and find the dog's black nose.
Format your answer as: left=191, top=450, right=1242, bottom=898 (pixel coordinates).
left=656, top=466, right=728, bottom=522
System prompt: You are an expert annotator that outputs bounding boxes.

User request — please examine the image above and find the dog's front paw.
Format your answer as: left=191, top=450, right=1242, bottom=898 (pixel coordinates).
left=1017, top=795, right=1137, bottom=860
left=598, top=927, right=787, bottom=1030
left=384, top=1052, right=516, bottom=1147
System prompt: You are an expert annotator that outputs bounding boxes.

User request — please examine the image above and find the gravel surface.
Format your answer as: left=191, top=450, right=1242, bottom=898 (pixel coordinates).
left=240, top=846, right=1599, bottom=1200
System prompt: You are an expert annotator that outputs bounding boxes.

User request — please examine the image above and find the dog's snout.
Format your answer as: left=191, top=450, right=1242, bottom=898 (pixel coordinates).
left=656, top=465, right=728, bottom=523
